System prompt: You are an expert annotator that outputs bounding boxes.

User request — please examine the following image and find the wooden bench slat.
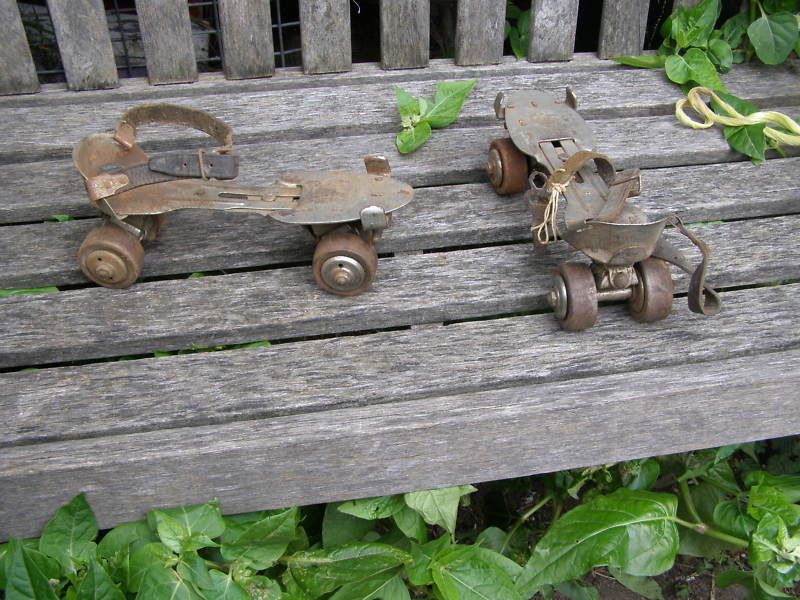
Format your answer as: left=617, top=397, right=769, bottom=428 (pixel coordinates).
left=45, top=0, right=118, bottom=91
left=455, top=0, right=505, bottom=66
left=3, top=281, right=798, bottom=448
left=3, top=156, right=799, bottom=290
left=217, top=0, right=275, bottom=80
left=2, top=214, right=799, bottom=369
left=1, top=61, right=797, bottom=165
left=528, top=0, right=579, bottom=62
left=299, top=0, right=352, bottom=74
left=2, top=337, right=798, bottom=539
left=0, top=0, right=40, bottom=95
left=134, top=0, right=197, bottom=85
left=597, top=0, right=650, bottom=59
left=380, top=0, right=430, bottom=69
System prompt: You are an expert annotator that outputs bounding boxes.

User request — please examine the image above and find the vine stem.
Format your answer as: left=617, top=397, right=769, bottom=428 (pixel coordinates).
left=500, top=495, right=552, bottom=555
left=678, top=479, right=703, bottom=524
left=670, top=516, right=748, bottom=548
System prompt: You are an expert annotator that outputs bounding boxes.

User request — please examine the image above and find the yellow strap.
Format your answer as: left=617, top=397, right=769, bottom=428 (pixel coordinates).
left=675, top=87, right=800, bottom=146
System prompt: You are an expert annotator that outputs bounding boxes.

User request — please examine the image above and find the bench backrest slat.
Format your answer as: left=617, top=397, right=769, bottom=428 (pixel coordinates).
left=0, top=0, right=39, bottom=94
left=47, top=0, right=118, bottom=90
left=528, top=0, right=580, bottom=62
left=380, top=0, right=430, bottom=69
left=598, top=0, right=650, bottom=58
left=218, top=0, right=275, bottom=79
left=299, top=0, right=352, bottom=74
left=135, top=0, right=197, bottom=84
left=455, top=0, right=506, bottom=66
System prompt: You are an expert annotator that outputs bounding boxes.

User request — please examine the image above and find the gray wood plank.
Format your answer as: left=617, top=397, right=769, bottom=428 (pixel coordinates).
left=528, top=0, right=580, bottom=62
left=299, top=0, right=351, bottom=74
left=455, top=0, right=505, bottom=66
left=1, top=214, right=799, bottom=368
left=0, top=0, right=39, bottom=95
left=1, top=61, right=797, bottom=165
left=2, top=340, right=798, bottom=539
left=134, top=0, right=197, bottom=85
left=380, top=0, right=430, bottom=69
left=217, top=0, right=275, bottom=80
left=673, top=0, right=701, bottom=7
left=45, top=0, right=118, bottom=90
left=597, top=0, right=650, bottom=59
left=3, top=156, right=799, bottom=289
left=2, top=281, right=798, bottom=447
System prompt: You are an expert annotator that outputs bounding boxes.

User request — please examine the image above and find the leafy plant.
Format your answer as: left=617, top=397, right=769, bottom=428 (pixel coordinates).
left=504, top=2, right=530, bottom=60
left=394, top=79, right=476, bottom=154
left=613, top=0, right=800, bottom=163
left=0, top=286, right=59, bottom=297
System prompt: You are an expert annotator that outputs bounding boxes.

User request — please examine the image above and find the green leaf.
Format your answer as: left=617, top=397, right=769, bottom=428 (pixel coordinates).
left=287, top=543, right=411, bottom=598
left=472, top=547, right=522, bottom=580
left=609, top=567, right=665, bottom=600
left=148, top=501, right=225, bottom=555
left=329, top=571, right=410, bottom=600
left=50, top=214, right=74, bottom=222
left=622, top=459, right=660, bottom=491
left=724, top=123, right=767, bottom=163
left=711, top=90, right=759, bottom=116
left=3, top=539, right=59, bottom=600
left=665, top=54, right=691, bottom=84
left=395, top=121, right=431, bottom=154
left=746, top=472, right=800, bottom=502
left=97, top=521, right=158, bottom=562
left=748, top=513, right=787, bottom=568
left=38, top=493, right=98, bottom=574
left=392, top=505, right=428, bottom=543
left=75, top=558, right=126, bottom=600
left=707, top=38, right=733, bottom=72
left=747, top=12, right=799, bottom=64
left=0, top=287, right=59, bottom=297
left=407, top=536, right=451, bottom=586
left=673, top=0, right=721, bottom=48
left=611, top=54, right=666, bottom=68
left=324, top=503, right=377, bottom=548
left=508, top=27, right=525, bottom=60
left=517, top=489, right=678, bottom=595
left=718, top=12, right=749, bottom=48
left=338, top=496, right=406, bottom=521
left=422, top=79, right=477, bottom=129
left=219, top=507, right=298, bottom=570
left=677, top=482, right=734, bottom=558
left=683, top=47, right=725, bottom=90
left=136, top=565, right=195, bottom=600
left=555, top=580, right=599, bottom=600
left=202, top=570, right=250, bottom=600
left=403, top=485, right=477, bottom=537
left=394, top=86, right=420, bottom=127
left=431, top=545, right=523, bottom=600
left=748, top=484, right=800, bottom=525
left=713, top=499, right=757, bottom=538
left=129, top=543, right=175, bottom=592
left=152, top=511, right=218, bottom=554
left=239, top=575, right=283, bottom=600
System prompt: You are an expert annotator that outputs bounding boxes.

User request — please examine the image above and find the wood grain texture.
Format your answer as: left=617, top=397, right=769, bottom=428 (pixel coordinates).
left=217, top=0, right=275, bottom=80
left=380, top=0, right=430, bottom=69
left=597, top=0, right=650, bottom=59
left=45, top=0, right=117, bottom=90
left=3, top=156, right=799, bottom=289
left=134, top=0, right=197, bottom=85
left=2, top=339, right=798, bottom=539
left=528, top=0, right=579, bottom=62
left=2, top=214, right=799, bottom=368
left=455, top=0, right=505, bottom=66
left=673, top=0, right=702, bottom=7
left=299, top=0, right=351, bottom=74
left=3, top=282, right=799, bottom=447
left=0, top=0, right=39, bottom=95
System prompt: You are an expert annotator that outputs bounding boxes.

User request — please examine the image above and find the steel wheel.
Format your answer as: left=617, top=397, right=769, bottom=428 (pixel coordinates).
left=77, top=224, right=144, bottom=289
left=312, top=232, right=378, bottom=296
left=629, top=257, right=674, bottom=322
left=549, top=263, right=598, bottom=331
left=487, top=138, right=528, bottom=195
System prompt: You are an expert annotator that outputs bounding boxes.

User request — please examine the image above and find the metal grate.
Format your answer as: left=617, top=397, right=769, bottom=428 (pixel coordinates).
left=18, top=0, right=302, bottom=84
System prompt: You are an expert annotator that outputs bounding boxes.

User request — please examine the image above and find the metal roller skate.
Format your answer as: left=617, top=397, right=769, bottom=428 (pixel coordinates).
left=73, top=103, right=414, bottom=296
left=487, top=88, right=721, bottom=331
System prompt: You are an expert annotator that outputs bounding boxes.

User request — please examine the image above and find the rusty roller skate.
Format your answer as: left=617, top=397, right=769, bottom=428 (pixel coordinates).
left=73, top=103, right=414, bottom=296
left=487, top=88, right=721, bottom=331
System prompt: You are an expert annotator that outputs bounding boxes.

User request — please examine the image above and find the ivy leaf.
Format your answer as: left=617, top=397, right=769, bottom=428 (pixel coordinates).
left=404, top=485, right=477, bottom=537
left=747, top=12, right=799, bottom=64
left=3, top=539, right=59, bottom=600
left=136, top=564, right=195, bottom=600
left=219, top=507, right=298, bottom=570
left=396, top=122, right=431, bottom=154
left=38, top=493, right=98, bottom=574
left=287, top=543, right=411, bottom=598
left=724, top=123, right=767, bottom=163
left=392, top=505, right=428, bottom=543
left=323, top=503, right=377, bottom=548
left=75, top=558, right=126, bottom=600
left=516, top=489, right=678, bottom=595
left=422, top=79, right=477, bottom=129
left=329, top=571, right=410, bottom=600
left=407, top=536, right=451, bottom=586
left=338, top=496, right=406, bottom=521
left=612, top=54, right=666, bottom=69
left=431, top=545, right=523, bottom=600
left=683, top=48, right=725, bottom=90
left=609, top=567, right=665, bottom=600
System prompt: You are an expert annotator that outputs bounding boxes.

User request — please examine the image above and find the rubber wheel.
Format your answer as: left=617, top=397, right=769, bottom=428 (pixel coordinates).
left=629, top=257, right=674, bottom=322
left=552, top=263, right=598, bottom=331
left=487, top=138, right=528, bottom=195
left=312, top=232, right=378, bottom=296
left=77, top=224, right=144, bottom=289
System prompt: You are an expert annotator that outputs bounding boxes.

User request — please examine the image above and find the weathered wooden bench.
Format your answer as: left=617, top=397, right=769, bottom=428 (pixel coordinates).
left=1, top=0, right=799, bottom=541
